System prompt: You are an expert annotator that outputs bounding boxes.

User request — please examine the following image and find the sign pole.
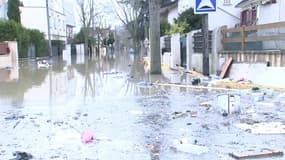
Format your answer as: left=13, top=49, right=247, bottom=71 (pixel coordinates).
left=202, top=14, right=209, bottom=76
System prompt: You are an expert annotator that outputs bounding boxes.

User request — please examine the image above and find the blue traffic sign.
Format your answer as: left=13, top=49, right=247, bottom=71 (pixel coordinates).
left=195, top=0, right=216, bottom=14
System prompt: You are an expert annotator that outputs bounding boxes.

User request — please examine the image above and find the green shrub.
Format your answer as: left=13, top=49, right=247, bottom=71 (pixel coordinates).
left=0, top=20, right=47, bottom=58
left=29, top=29, right=47, bottom=57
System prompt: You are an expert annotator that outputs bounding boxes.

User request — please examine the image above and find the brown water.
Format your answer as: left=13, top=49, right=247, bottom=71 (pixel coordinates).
left=0, top=51, right=284, bottom=160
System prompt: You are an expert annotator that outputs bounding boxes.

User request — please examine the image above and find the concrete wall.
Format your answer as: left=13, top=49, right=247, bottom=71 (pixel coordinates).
left=170, top=33, right=181, bottom=68
left=0, top=41, right=19, bottom=81
left=219, top=50, right=285, bottom=67
left=0, top=41, right=18, bottom=69
left=186, top=30, right=200, bottom=71
left=229, top=63, right=285, bottom=88
left=186, top=29, right=221, bottom=74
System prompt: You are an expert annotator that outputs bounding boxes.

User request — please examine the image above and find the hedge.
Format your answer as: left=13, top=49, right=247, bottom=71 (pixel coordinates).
left=0, top=20, right=47, bottom=58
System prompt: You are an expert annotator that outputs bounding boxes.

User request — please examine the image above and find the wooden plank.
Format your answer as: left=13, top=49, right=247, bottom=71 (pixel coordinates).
left=245, top=35, right=285, bottom=42
left=220, top=57, right=233, bottom=79
left=223, top=37, right=242, bottom=43
left=222, top=27, right=243, bottom=33
left=223, top=35, right=285, bottom=43
left=241, top=26, right=245, bottom=51
left=244, top=21, right=285, bottom=31
left=215, top=81, right=285, bottom=91
left=153, top=82, right=239, bottom=92
left=229, top=150, right=283, bottom=159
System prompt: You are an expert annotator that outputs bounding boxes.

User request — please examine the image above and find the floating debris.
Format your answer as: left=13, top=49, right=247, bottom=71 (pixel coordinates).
left=12, top=151, right=33, bottom=160
left=136, top=81, right=153, bottom=88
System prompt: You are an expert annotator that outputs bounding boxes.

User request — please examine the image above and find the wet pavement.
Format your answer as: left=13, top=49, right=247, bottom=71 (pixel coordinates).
left=0, top=51, right=285, bottom=160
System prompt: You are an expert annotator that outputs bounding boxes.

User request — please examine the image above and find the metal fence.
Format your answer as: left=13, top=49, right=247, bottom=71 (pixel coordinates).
left=193, top=31, right=212, bottom=53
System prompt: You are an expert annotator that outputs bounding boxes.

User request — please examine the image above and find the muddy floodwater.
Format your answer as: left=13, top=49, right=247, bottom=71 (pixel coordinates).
left=0, top=52, right=284, bottom=160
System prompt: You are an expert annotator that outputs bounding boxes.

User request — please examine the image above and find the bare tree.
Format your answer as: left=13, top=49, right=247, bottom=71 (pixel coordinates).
left=76, top=0, right=99, bottom=56
left=110, top=0, right=145, bottom=52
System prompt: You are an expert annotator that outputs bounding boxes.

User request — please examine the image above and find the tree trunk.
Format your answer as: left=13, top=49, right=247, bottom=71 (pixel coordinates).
left=149, top=0, right=161, bottom=74
left=84, top=28, right=89, bottom=56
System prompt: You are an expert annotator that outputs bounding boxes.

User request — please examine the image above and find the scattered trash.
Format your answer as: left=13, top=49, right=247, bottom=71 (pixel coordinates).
left=136, top=81, right=153, bottom=88
left=191, top=78, right=200, bottom=85
left=172, top=139, right=209, bottom=155
left=81, top=129, right=94, bottom=143
left=252, top=87, right=260, bottom=92
left=13, top=121, right=21, bottom=129
left=235, top=122, right=285, bottom=134
left=4, top=114, right=25, bottom=121
left=103, top=71, right=121, bottom=75
left=220, top=57, right=233, bottom=79
left=217, top=94, right=241, bottom=114
left=229, top=150, right=283, bottom=159
left=171, top=111, right=191, bottom=119
left=190, top=111, right=197, bottom=117
left=200, top=102, right=211, bottom=107
left=222, top=112, right=228, bottom=117
left=12, top=151, right=33, bottom=160
left=255, top=93, right=265, bottom=102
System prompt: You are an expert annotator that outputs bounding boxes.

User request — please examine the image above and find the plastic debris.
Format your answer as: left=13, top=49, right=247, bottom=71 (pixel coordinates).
left=191, top=78, right=200, bottom=85
left=4, top=114, right=25, bottom=121
left=217, top=94, right=241, bottom=114
left=172, top=139, right=209, bottom=155
left=235, top=122, right=285, bottom=134
left=12, top=151, right=33, bottom=160
left=200, top=102, right=211, bottom=107
left=136, top=81, right=153, bottom=88
left=229, top=150, right=283, bottom=159
left=81, top=129, right=94, bottom=143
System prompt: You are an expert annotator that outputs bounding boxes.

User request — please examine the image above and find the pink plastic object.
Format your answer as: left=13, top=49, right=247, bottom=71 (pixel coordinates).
left=81, top=129, right=94, bottom=143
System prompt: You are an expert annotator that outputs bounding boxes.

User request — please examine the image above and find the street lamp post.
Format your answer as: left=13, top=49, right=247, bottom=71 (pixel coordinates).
left=46, top=0, right=52, bottom=57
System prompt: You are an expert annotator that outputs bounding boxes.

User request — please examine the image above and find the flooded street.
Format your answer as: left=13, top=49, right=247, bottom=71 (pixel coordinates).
left=0, top=52, right=285, bottom=160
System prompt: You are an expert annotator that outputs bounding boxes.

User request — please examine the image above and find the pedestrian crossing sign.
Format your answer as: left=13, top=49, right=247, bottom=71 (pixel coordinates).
left=195, top=0, right=216, bottom=14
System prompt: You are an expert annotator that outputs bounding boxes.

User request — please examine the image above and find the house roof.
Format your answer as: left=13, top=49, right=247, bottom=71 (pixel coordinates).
left=235, top=0, right=258, bottom=8
left=160, top=0, right=178, bottom=15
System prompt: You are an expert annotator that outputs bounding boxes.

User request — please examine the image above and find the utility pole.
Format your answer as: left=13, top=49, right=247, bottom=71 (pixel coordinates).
left=46, top=0, right=52, bottom=57
left=202, top=14, right=209, bottom=76
left=149, top=0, right=161, bottom=74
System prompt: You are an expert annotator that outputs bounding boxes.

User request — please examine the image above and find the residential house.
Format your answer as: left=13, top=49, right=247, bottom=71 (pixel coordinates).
left=20, top=0, right=75, bottom=43
left=234, top=0, right=285, bottom=50
left=160, top=0, right=178, bottom=24
left=0, top=0, right=7, bottom=20
left=235, top=0, right=285, bottom=25
left=178, top=0, right=241, bottom=30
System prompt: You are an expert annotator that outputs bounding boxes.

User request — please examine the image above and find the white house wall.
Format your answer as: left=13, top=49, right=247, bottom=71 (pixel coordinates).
left=208, top=0, right=241, bottom=30
left=178, top=0, right=241, bottom=30
left=0, top=1, right=7, bottom=20
left=258, top=0, right=285, bottom=24
left=168, top=7, right=178, bottom=24
left=21, top=0, right=67, bottom=41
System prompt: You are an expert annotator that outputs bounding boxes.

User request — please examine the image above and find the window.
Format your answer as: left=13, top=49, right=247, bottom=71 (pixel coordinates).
left=261, top=0, right=277, bottom=5
left=241, top=6, right=257, bottom=26
left=223, top=0, right=231, bottom=5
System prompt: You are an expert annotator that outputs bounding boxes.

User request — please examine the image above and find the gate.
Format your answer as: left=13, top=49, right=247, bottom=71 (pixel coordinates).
left=180, top=35, right=187, bottom=67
